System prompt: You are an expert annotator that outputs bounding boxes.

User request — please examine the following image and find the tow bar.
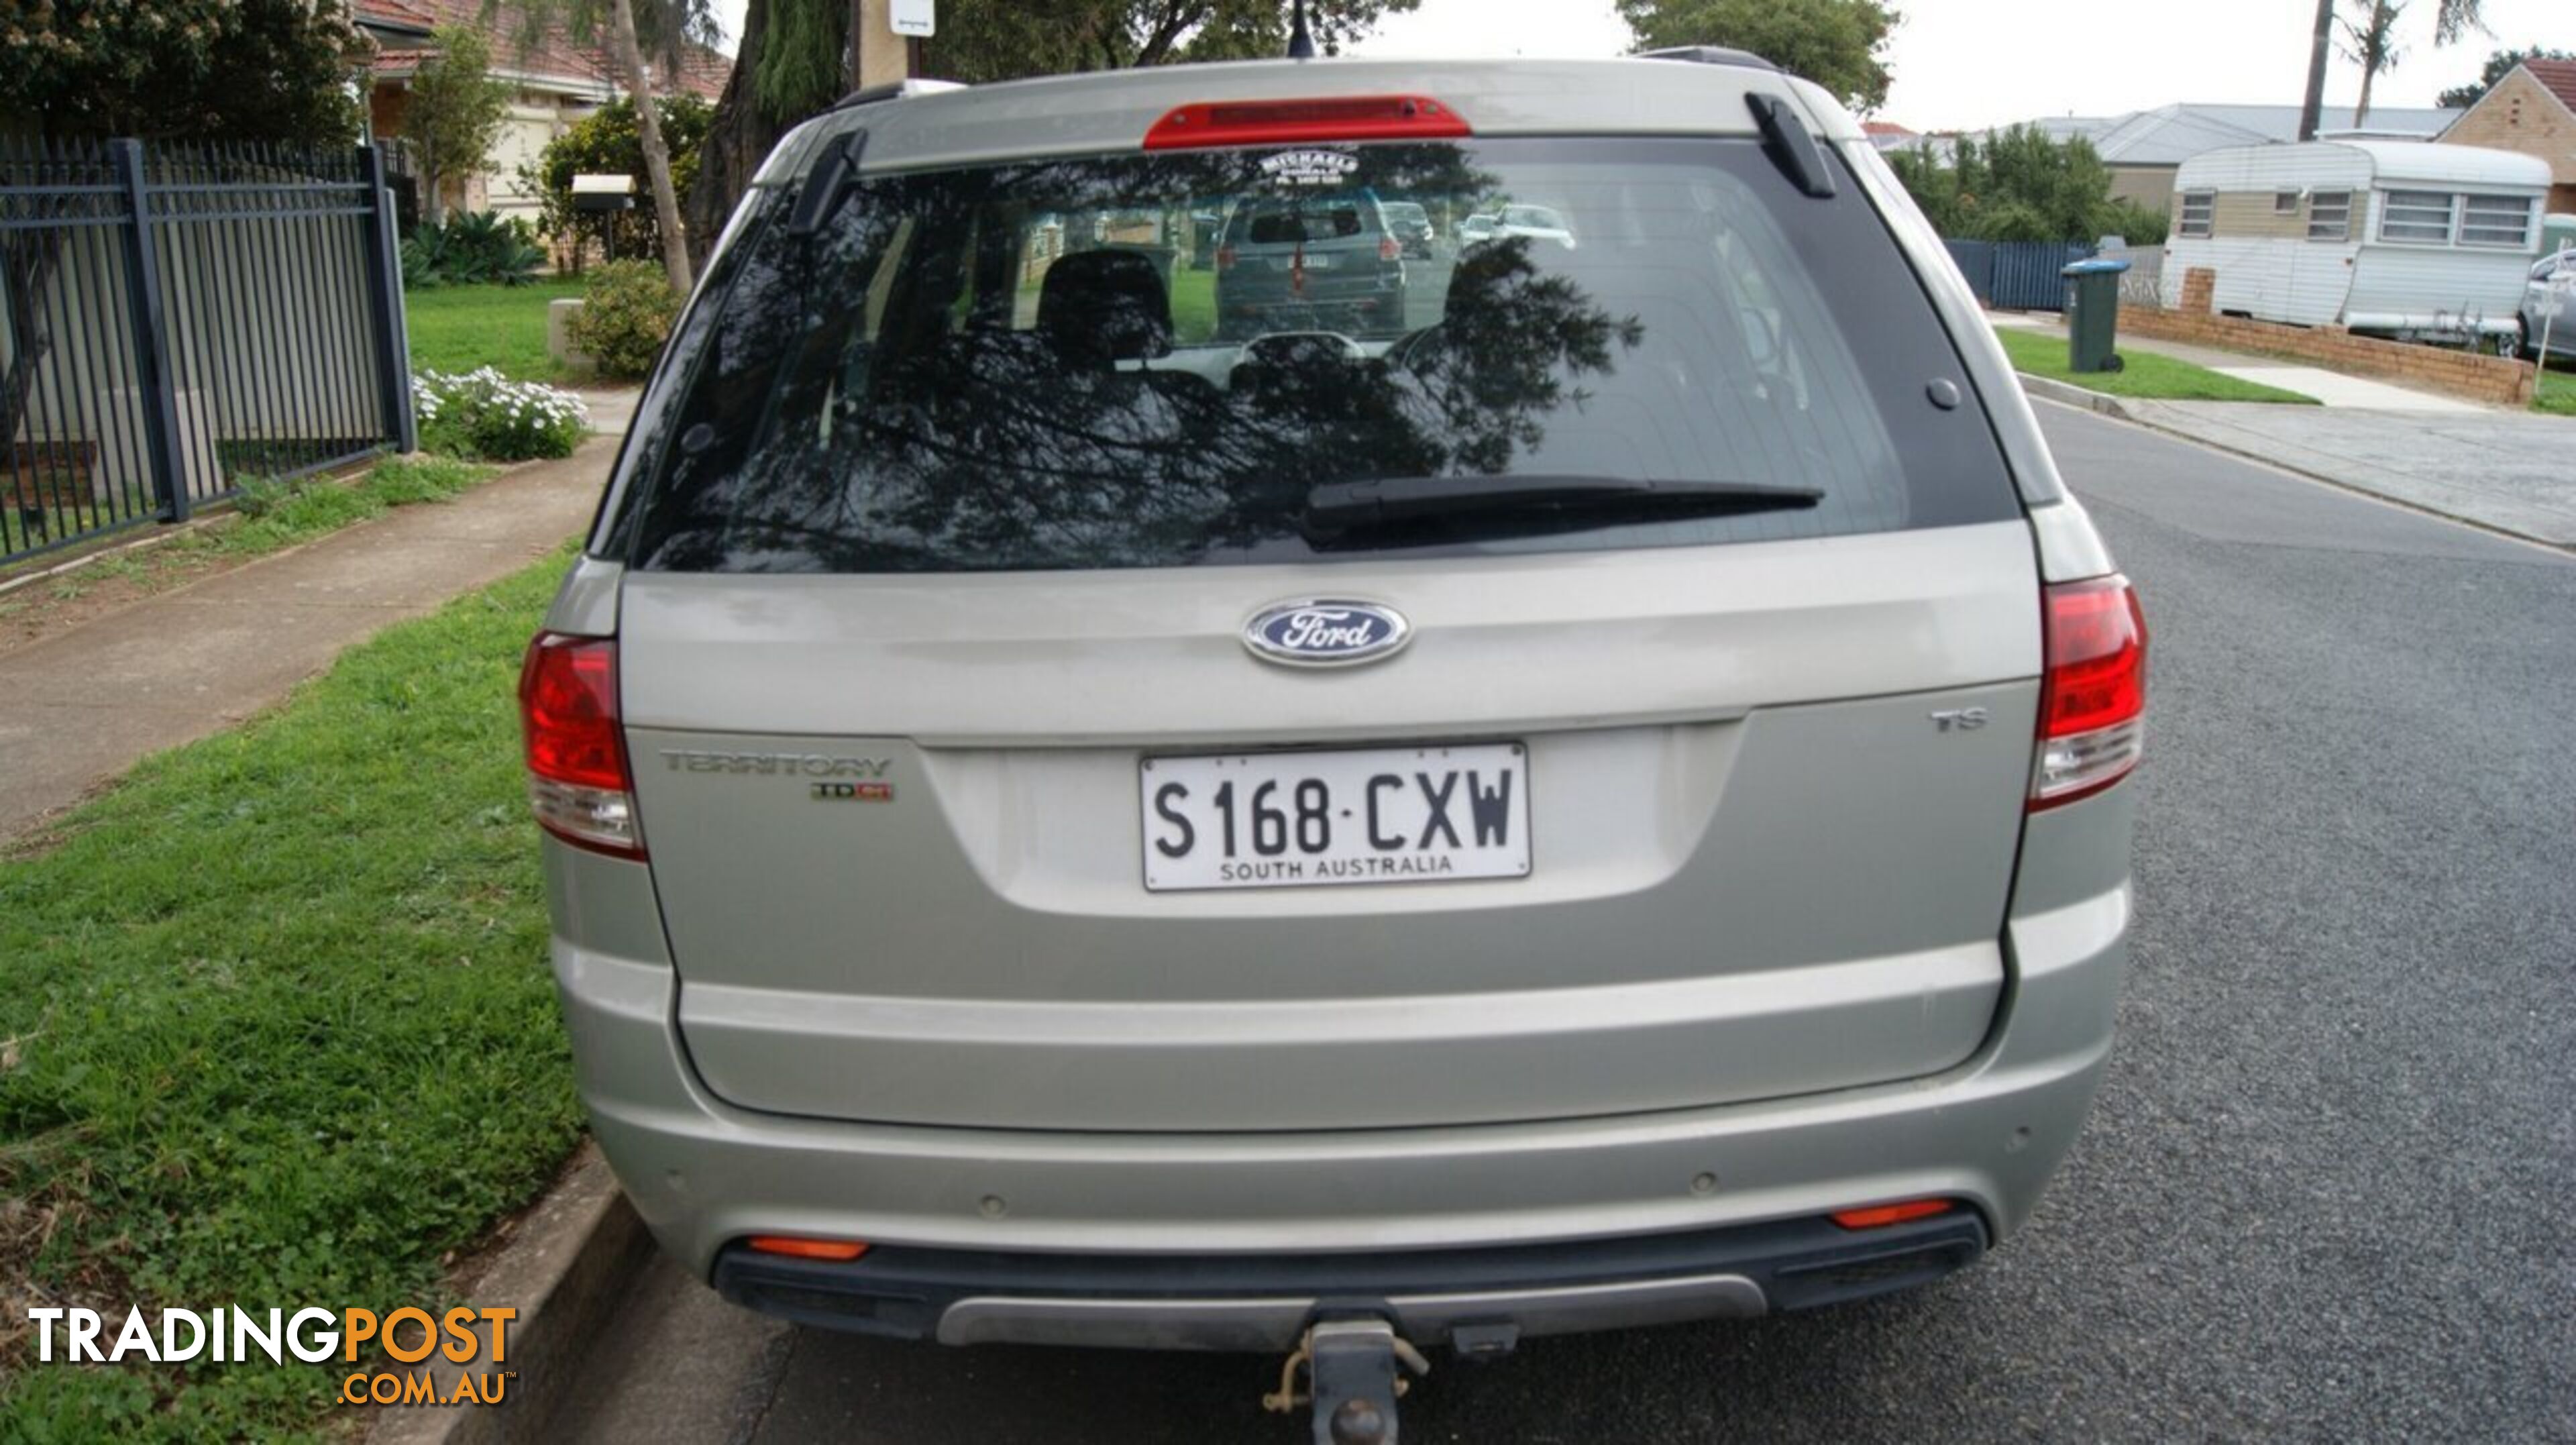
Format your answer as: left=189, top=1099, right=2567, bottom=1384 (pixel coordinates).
left=1262, top=1318, right=1434, bottom=1444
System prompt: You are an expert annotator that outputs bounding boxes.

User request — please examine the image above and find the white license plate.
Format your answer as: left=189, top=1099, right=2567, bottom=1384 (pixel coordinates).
left=1140, top=743, right=1530, bottom=892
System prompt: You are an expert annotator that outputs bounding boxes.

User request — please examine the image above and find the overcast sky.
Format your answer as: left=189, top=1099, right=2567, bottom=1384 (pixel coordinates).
left=712, top=0, right=2569, bottom=132
left=1350, top=0, right=2571, bottom=130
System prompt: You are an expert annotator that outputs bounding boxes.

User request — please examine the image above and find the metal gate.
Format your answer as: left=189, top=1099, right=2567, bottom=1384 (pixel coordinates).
left=1942, top=239, right=1995, bottom=306
left=1988, top=242, right=2094, bottom=311
left=1942, top=239, right=2096, bottom=312
left=1, top=138, right=414, bottom=568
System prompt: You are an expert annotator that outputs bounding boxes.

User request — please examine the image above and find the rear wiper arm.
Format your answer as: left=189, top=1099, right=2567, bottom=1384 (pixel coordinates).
left=1304, top=474, right=1823, bottom=529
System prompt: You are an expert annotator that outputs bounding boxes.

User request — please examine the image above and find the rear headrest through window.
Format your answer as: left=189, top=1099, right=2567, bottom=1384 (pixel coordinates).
left=1037, top=249, right=1174, bottom=366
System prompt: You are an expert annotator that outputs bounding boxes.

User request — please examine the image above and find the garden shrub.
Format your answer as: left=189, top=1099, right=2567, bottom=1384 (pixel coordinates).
left=521, top=94, right=712, bottom=267
left=566, top=260, right=678, bottom=380
left=402, top=212, right=545, bottom=288
left=413, top=368, right=588, bottom=461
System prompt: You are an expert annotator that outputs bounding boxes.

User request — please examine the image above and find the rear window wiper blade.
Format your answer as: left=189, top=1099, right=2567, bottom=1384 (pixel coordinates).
left=1303, top=474, right=1823, bottom=529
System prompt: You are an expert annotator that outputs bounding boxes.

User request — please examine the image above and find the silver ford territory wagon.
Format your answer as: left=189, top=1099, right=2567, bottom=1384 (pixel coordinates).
left=523, top=46, right=2145, bottom=1429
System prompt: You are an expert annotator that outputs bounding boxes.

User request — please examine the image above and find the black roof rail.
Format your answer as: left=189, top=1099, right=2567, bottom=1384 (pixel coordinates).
left=827, top=78, right=965, bottom=115
left=1635, top=46, right=1779, bottom=72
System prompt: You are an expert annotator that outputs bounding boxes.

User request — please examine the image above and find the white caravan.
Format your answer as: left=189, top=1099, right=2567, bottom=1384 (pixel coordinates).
left=2160, top=140, right=2549, bottom=350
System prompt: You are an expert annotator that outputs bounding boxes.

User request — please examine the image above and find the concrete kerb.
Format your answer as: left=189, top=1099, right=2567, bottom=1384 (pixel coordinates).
left=2015, top=373, right=2136, bottom=421
left=0, top=513, right=230, bottom=600
left=0, top=451, right=383, bottom=601
left=365, top=1144, right=653, bottom=1445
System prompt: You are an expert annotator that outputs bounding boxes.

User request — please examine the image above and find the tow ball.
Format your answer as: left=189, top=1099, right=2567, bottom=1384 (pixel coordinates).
left=1262, top=1318, right=1434, bottom=1445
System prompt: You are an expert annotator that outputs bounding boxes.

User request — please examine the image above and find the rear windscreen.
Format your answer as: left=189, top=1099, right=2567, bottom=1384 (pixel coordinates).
left=1245, top=207, right=1367, bottom=243
left=614, top=137, right=2017, bottom=574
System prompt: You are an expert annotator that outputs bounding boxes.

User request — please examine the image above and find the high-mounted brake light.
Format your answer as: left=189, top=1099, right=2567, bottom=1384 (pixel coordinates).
left=2030, top=576, right=2148, bottom=810
left=1142, top=95, right=1470, bottom=151
left=519, top=633, right=645, bottom=857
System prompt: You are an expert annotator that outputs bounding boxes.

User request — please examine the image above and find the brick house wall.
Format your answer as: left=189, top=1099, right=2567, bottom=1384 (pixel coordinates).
left=2437, top=67, right=2576, bottom=216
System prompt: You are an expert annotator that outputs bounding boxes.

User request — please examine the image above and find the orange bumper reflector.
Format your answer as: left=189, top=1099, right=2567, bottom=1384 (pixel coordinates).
left=1830, top=1199, right=1953, bottom=1230
left=747, top=1236, right=870, bottom=1261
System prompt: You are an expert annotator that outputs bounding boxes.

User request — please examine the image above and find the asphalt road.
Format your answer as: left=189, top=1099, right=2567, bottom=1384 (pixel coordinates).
left=556, top=404, right=2576, bottom=1444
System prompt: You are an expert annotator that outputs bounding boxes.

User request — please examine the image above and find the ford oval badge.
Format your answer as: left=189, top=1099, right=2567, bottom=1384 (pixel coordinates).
left=1243, top=599, right=1411, bottom=667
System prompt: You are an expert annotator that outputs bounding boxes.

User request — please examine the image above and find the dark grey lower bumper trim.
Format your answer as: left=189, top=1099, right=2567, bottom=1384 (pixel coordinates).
left=938, top=1271, right=1767, bottom=1350
left=712, top=1209, right=1986, bottom=1351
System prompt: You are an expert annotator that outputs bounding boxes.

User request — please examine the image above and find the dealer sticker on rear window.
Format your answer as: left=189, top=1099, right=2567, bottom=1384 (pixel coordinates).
left=1258, top=150, right=1360, bottom=187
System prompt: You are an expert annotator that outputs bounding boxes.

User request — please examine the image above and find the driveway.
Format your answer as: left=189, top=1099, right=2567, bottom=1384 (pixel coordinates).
left=2118, top=399, right=2576, bottom=547
left=545, top=404, right=2575, bottom=1443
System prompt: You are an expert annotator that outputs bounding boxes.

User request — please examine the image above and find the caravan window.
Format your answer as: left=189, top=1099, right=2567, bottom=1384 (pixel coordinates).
left=2307, top=191, right=2351, bottom=241
left=2273, top=191, right=2300, bottom=214
left=2458, top=194, right=2532, bottom=248
left=2178, top=191, right=2214, bottom=238
left=2379, top=191, right=2455, bottom=244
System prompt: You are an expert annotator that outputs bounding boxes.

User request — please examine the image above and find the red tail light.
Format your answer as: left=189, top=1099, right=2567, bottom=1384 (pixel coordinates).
left=1216, top=245, right=1237, bottom=272
left=519, top=633, right=645, bottom=857
left=1143, top=95, right=1470, bottom=150
left=1378, top=234, right=1401, bottom=262
left=2030, top=576, right=2147, bottom=810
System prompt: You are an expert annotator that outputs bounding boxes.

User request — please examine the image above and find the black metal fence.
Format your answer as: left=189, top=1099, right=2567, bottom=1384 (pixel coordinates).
left=1, top=138, right=415, bottom=568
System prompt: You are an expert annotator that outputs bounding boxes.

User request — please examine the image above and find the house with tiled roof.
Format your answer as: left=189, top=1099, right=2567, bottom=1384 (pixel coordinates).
left=1985, top=103, right=2459, bottom=207
left=1887, top=103, right=2459, bottom=213
left=2437, top=60, right=2576, bottom=216
left=355, top=0, right=729, bottom=227
left=1862, top=120, right=1918, bottom=154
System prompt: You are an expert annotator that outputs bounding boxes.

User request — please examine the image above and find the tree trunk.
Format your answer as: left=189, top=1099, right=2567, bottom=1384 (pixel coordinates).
left=607, top=0, right=694, bottom=292
left=419, top=142, right=443, bottom=227
left=686, top=0, right=782, bottom=268
left=2299, top=0, right=2334, bottom=141
left=0, top=233, right=64, bottom=452
left=2353, top=66, right=2377, bottom=126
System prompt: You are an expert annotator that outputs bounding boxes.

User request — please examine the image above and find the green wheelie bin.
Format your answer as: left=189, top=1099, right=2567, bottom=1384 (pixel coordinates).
left=2061, top=257, right=2131, bottom=374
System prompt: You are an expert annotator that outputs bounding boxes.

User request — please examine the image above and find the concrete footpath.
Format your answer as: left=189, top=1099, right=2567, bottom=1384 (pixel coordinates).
left=2100, top=399, right=2576, bottom=547
left=1995, top=313, right=2574, bottom=548
left=0, top=439, right=611, bottom=843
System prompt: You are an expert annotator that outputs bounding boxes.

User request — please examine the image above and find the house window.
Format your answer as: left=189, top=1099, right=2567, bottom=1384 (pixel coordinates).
left=2307, top=191, right=2351, bottom=241
left=2457, top=193, right=2532, bottom=248
left=2274, top=190, right=2301, bottom=214
left=2379, top=190, right=2455, bottom=244
left=2178, top=191, right=2214, bottom=238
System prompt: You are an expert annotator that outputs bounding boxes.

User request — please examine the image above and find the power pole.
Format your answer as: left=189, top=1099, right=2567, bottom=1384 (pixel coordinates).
left=2298, top=0, right=2333, bottom=140
left=851, top=0, right=909, bottom=89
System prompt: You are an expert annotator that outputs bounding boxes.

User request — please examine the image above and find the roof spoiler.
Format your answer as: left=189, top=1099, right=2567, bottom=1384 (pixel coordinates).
left=827, top=77, right=966, bottom=115
left=1635, top=46, right=1779, bottom=72
left=1637, top=47, right=1835, bottom=199
left=786, top=129, right=867, bottom=237
left=1746, top=93, right=1838, bottom=199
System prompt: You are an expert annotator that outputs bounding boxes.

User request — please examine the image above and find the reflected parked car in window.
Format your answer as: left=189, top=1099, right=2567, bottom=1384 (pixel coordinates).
left=2522, top=248, right=2576, bottom=359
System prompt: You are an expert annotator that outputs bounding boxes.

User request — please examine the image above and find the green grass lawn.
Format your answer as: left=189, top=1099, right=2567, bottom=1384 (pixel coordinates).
left=1993, top=326, right=2320, bottom=405
left=1169, top=266, right=1218, bottom=343
left=0, top=549, right=582, bottom=1441
left=2534, top=358, right=2576, bottom=417
left=405, top=277, right=586, bottom=382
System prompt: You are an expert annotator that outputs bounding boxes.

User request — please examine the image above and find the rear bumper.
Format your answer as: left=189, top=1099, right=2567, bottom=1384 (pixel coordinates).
left=712, top=1210, right=1988, bottom=1350
left=547, top=840, right=2128, bottom=1305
